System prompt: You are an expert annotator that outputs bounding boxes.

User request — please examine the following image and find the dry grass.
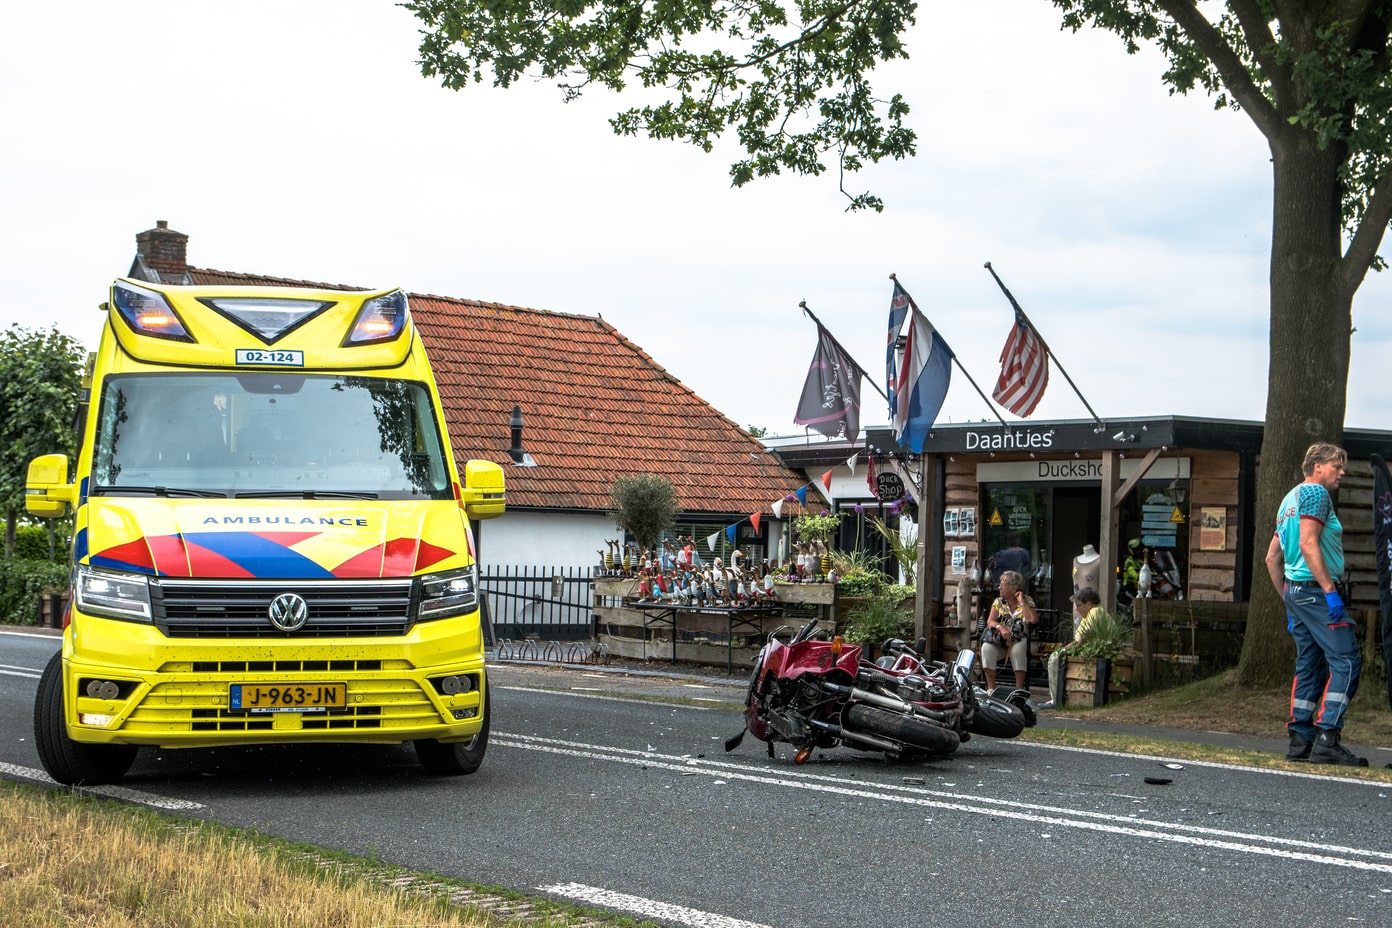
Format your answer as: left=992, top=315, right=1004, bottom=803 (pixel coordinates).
left=1069, top=667, right=1392, bottom=742
left=1023, top=668, right=1392, bottom=780
left=0, top=783, right=592, bottom=928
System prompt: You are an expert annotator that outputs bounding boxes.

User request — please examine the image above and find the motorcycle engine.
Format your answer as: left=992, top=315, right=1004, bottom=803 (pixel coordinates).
left=897, top=675, right=931, bottom=703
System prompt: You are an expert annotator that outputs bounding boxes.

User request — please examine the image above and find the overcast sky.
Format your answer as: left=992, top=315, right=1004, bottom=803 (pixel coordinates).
left=3, top=1, right=1388, bottom=439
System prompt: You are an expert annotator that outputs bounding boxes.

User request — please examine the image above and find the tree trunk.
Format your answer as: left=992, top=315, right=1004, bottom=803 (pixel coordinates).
left=1238, top=133, right=1351, bottom=687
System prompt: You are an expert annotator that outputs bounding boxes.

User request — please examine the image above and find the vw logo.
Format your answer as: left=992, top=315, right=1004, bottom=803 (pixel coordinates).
left=267, top=592, right=309, bottom=633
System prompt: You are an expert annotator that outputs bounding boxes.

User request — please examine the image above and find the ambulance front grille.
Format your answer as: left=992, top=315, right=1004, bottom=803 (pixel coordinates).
left=150, top=579, right=415, bottom=638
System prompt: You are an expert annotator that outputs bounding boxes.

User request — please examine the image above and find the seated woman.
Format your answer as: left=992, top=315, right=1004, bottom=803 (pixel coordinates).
left=1044, top=587, right=1103, bottom=708
left=980, top=569, right=1037, bottom=691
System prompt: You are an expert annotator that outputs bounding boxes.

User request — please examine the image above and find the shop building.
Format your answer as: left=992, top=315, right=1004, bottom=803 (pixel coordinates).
left=775, top=416, right=1392, bottom=631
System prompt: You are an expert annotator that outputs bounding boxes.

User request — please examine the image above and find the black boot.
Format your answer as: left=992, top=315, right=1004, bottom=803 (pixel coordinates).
left=1309, top=730, right=1368, bottom=766
left=1285, top=731, right=1312, bottom=761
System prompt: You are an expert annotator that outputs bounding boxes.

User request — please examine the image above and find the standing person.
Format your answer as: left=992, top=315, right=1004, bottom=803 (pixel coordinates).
left=1265, top=442, right=1366, bottom=766
left=980, top=570, right=1037, bottom=691
left=1043, top=588, right=1103, bottom=709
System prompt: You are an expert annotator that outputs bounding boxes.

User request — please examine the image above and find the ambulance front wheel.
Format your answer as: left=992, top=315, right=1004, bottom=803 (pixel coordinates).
left=34, top=651, right=138, bottom=786
left=414, top=680, right=490, bottom=776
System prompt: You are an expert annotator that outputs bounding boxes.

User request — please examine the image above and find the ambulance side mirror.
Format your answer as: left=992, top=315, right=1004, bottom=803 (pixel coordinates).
left=460, top=459, right=506, bottom=520
left=26, top=453, right=76, bottom=518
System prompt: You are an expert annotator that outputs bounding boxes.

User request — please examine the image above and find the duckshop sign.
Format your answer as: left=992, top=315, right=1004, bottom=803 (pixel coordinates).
left=920, top=419, right=1177, bottom=455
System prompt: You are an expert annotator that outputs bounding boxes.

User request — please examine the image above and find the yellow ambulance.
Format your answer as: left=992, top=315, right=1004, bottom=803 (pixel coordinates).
left=26, top=279, right=505, bottom=784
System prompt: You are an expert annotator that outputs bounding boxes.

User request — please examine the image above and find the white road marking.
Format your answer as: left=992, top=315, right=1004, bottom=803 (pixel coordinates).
left=539, top=881, right=772, bottom=928
left=0, top=762, right=205, bottom=811
left=0, top=667, right=40, bottom=679
left=1025, top=739, right=1391, bottom=783
left=494, top=733, right=1392, bottom=873
left=500, top=684, right=711, bottom=709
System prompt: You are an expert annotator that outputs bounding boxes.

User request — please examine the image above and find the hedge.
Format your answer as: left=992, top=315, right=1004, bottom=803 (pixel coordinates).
left=0, top=559, right=70, bottom=626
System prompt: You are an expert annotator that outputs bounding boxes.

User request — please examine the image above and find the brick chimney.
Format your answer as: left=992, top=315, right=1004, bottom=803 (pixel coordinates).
left=130, top=220, right=191, bottom=284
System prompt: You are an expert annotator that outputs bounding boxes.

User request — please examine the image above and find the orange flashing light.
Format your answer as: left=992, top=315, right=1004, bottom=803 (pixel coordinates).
left=831, top=635, right=843, bottom=656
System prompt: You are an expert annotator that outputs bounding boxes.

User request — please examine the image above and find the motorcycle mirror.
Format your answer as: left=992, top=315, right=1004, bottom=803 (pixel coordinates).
left=913, top=636, right=927, bottom=655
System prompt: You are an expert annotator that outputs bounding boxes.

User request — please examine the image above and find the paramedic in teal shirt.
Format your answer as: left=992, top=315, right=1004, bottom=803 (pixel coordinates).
left=1265, top=442, right=1365, bottom=766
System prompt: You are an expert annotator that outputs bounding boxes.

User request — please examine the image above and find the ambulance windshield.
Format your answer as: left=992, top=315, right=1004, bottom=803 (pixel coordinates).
left=91, top=373, right=452, bottom=499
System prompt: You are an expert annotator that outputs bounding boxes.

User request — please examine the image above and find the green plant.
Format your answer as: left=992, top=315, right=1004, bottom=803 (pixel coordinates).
left=608, top=474, right=678, bottom=553
left=15, top=522, right=70, bottom=561
left=868, top=517, right=916, bottom=584
left=1059, top=609, right=1136, bottom=662
left=842, top=588, right=913, bottom=645
left=828, top=547, right=888, bottom=596
left=0, top=558, right=70, bottom=625
left=793, top=510, right=841, bottom=543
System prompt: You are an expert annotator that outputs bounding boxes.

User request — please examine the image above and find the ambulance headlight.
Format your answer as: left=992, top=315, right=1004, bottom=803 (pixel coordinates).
left=416, top=565, right=478, bottom=622
left=75, top=565, right=152, bottom=623
left=111, top=281, right=193, bottom=342
left=343, top=290, right=408, bottom=346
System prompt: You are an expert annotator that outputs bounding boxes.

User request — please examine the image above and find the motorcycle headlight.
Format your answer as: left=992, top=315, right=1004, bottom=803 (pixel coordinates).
left=416, top=565, right=478, bottom=622
left=75, top=565, right=152, bottom=623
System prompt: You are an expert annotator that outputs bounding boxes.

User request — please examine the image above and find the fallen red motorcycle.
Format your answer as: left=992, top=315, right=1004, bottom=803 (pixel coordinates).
left=871, top=636, right=1036, bottom=739
left=726, top=619, right=995, bottom=764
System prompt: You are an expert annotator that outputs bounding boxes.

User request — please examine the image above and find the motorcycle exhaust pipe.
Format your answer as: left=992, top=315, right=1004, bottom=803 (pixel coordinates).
left=821, top=680, right=913, bottom=714
left=807, top=718, right=902, bottom=754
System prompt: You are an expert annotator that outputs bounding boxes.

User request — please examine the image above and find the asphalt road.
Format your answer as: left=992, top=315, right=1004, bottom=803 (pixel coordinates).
left=3, top=628, right=1391, bottom=927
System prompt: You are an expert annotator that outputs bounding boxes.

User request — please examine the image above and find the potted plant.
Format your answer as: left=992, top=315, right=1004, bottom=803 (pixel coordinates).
left=868, top=516, right=916, bottom=584
left=841, top=587, right=915, bottom=660
left=1057, top=609, right=1137, bottom=706
left=792, top=511, right=841, bottom=578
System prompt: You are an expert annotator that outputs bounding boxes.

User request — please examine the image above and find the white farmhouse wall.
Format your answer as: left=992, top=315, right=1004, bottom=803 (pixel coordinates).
left=479, top=509, right=617, bottom=573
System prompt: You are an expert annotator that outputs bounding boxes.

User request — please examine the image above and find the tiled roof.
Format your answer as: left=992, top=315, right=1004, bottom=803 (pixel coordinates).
left=187, top=267, right=802, bottom=514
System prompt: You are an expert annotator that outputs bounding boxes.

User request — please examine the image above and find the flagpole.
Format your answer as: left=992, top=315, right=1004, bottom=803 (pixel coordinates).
left=984, top=262, right=1103, bottom=427
left=889, top=275, right=1008, bottom=429
left=798, top=301, right=889, bottom=402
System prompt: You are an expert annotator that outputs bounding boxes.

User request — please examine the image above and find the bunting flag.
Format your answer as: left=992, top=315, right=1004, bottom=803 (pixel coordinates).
left=886, top=280, right=913, bottom=421
left=706, top=532, right=720, bottom=552
left=846, top=453, right=858, bottom=475
left=793, top=324, right=863, bottom=440
left=725, top=524, right=737, bottom=545
left=795, top=487, right=809, bottom=505
left=891, top=303, right=954, bottom=453
left=750, top=511, right=762, bottom=535
left=992, top=307, right=1050, bottom=417
left=820, top=470, right=833, bottom=491
left=772, top=498, right=785, bottom=519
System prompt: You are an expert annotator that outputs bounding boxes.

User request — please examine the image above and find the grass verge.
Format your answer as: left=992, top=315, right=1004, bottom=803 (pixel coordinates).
left=0, top=782, right=645, bottom=928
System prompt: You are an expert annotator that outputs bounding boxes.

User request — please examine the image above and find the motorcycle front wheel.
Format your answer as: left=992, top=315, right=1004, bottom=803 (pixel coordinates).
left=968, top=692, right=1026, bottom=739
left=845, top=704, right=960, bottom=756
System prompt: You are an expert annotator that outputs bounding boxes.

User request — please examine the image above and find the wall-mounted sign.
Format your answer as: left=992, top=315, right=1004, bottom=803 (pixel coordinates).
left=976, top=457, right=1191, bottom=484
left=876, top=472, right=905, bottom=501
left=1199, top=506, right=1226, bottom=551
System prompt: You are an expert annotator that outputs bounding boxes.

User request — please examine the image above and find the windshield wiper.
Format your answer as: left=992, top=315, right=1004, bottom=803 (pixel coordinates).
left=99, top=485, right=228, bottom=498
left=233, top=490, right=380, bottom=500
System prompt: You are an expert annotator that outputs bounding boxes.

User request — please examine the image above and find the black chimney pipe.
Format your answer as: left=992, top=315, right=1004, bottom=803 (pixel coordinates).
left=508, top=406, right=525, bottom=464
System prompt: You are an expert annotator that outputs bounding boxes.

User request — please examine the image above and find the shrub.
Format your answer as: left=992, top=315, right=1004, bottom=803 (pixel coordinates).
left=842, top=588, right=914, bottom=645
left=14, top=523, right=70, bottom=562
left=1059, top=609, right=1135, bottom=662
left=0, top=559, right=70, bottom=626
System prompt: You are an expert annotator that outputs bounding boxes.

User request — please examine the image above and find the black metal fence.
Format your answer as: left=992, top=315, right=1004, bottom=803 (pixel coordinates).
left=479, top=565, right=595, bottom=642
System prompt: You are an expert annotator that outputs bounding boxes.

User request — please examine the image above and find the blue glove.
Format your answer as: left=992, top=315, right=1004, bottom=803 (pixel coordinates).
left=1325, top=590, right=1346, bottom=621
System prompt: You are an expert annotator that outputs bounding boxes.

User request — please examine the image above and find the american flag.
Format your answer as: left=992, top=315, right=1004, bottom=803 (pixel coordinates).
left=991, top=308, right=1049, bottom=417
